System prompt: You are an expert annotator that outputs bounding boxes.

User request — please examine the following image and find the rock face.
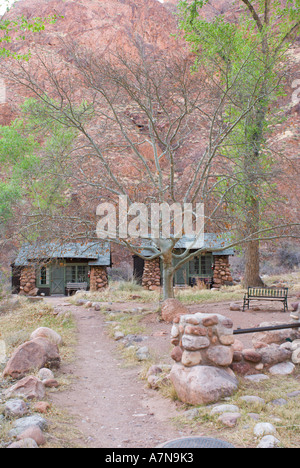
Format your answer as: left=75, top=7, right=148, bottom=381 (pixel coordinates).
left=3, top=337, right=60, bottom=379
left=170, top=364, right=239, bottom=405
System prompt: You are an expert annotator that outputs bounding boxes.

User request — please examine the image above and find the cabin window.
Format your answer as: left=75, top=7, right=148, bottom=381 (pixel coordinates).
left=38, top=266, right=50, bottom=286
left=66, top=265, right=89, bottom=283
left=189, top=254, right=213, bottom=278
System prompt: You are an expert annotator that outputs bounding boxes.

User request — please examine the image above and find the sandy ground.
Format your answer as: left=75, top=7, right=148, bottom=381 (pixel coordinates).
left=45, top=295, right=298, bottom=448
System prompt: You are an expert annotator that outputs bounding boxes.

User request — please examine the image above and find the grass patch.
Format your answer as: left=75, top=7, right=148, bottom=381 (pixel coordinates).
left=176, top=285, right=245, bottom=304
left=38, top=405, right=86, bottom=448
left=0, top=297, right=80, bottom=448
left=104, top=310, right=147, bottom=338
left=264, top=271, right=300, bottom=293
left=72, top=282, right=246, bottom=306
left=0, top=298, right=76, bottom=363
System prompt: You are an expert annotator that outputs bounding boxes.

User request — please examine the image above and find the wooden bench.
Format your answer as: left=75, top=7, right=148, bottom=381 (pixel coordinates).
left=66, top=282, right=88, bottom=296
left=243, top=287, right=288, bottom=312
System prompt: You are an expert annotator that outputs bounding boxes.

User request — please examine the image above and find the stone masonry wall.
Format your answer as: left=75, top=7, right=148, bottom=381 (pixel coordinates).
left=171, top=313, right=235, bottom=368
left=213, top=255, right=233, bottom=288
left=90, top=266, right=108, bottom=292
left=170, top=312, right=239, bottom=405
left=142, top=258, right=161, bottom=290
left=19, top=267, right=37, bottom=296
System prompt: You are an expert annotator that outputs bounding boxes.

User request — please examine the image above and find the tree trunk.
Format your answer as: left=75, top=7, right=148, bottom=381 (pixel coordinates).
left=243, top=239, right=265, bottom=287
left=243, top=195, right=264, bottom=288
left=162, top=251, right=175, bottom=301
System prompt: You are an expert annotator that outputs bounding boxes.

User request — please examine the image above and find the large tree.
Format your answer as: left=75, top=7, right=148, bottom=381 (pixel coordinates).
left=178, top=0, right=300, bottom=287
left=1, top=34, right=299, bottom=299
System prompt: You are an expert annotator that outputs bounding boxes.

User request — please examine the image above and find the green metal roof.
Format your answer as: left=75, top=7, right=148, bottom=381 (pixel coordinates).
left=139, top=234, right=235, bottom=257
left=13, top=242, right=111, bottom=267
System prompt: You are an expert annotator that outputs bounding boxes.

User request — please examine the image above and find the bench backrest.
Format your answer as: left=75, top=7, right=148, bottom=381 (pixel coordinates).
left=248, top=287, right=288, bottom=298
left=66, top=282, right=88, bottom=289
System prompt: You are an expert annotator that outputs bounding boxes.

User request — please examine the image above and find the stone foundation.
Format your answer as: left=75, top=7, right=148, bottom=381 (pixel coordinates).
left=213, top=255, right=233, bottom=288
left=90, top=266, right=108, bottom=292
left=19, top=267, right=38, bottom=296
left=142, top=258, right=161, bottom=290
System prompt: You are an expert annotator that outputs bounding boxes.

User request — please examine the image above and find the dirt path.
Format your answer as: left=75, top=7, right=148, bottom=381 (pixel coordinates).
left=46, top=298, right=192, bottom=448
left=45, top=295, right=297, bottom=448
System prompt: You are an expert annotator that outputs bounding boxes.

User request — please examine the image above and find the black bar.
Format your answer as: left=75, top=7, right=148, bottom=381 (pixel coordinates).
left=233, top=322, right=300, bottom=335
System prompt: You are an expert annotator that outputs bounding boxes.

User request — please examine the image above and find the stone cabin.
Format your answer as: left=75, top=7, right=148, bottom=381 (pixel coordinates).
left=133, top=234, right=234, bottom=290
left=11, top=242, right=111, bottom=296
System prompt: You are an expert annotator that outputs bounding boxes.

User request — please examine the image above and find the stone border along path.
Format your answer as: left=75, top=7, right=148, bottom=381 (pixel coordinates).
left=46, top=298, right=196, bottom=448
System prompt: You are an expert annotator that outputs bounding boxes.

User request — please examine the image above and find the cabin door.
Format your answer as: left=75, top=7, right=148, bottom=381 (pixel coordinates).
left=51, top=265, right=65, bottom=295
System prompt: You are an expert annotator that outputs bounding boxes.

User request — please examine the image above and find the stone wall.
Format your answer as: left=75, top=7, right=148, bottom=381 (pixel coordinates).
left=19, top=267, right=38, bottom=296
left=90, top=266, right=108, bottom=292
left=171, top=313, right=235, bottom=367
left=142, top=258, right=161, bottom=290
left=232, top=321, right=300, bottom=375
left=213, top=255, right=233, bottom=288
left=170, top=312, right=239, bottom=405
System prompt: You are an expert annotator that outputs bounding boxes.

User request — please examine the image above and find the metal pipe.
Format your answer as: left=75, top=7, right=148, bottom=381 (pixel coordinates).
left=233, top=322, right=300, bottom=335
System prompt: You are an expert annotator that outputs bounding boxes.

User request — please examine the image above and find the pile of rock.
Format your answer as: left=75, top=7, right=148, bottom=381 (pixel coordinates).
left=232, top=321, right=300, bottom=376
left=19, top=267, right=38, bottom=297
left=170, top=313, right=239, bottom=405
left=142, top=259, right=161, bottom=291
left=1, top=326, right=62, bottom=448
left=3, top=410, right=50, bottom=448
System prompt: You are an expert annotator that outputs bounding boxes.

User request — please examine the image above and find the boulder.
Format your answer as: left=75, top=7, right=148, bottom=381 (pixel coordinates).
left=7, top=438, right=39, bottom=448
left=206, top=345, right=234, bottom=367
left=4, top=399, right=28, bottom=418
left=4, top=376, right=45, bottom=400
left=269, top=362, right=295, bottom=375
left=9, top=414, right=48, bottom=437
left=17, top=426, right=46, bottom=446
left=161, top=299, right=189, bottom=323
left=170, top=346, right=183, bottom=363
left=292, top=347, right=300, bottom=364
left=252, top=322, right=300, bottom=349
left=38, top=368, right=54, bottom=381
left=217, top=412, right=241, bottom=428
left=181, top=350, right=202, bottom=367
left=30, top=327, right=63, bottom=346
left=254, top=422, right=277, bottom=438
left=170, top=363, right=238, bottom=405
left=259, top=344, right=292, bottom=366
left=3, top=338, right=60, bottom=379
left=257, top=435, right=281, bottom=448
left=33, top=401, right=51, bottom=414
